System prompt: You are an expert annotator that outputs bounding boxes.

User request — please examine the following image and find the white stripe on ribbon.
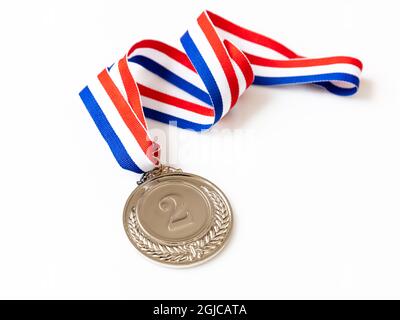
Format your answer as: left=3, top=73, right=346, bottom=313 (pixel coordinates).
left=216, top=28, right=290, bottom=59
left=141, top=96, right=214, bottom=125
left=252, top=63, right=362, bottom=79
left=88, top=79, right=155, bottom=172
left=131, top=47, right=206, bottom=90
left=128, top=59, right=212, bottom=108
left=187, top=22, right=232, bottom=118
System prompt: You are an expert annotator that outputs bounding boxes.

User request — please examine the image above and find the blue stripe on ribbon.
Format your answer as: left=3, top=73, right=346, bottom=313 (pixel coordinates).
left=143, top=107, right=212, bottom=131
left=129, top=55, right=212, bottom=106
left=315, top=82, right=358, bottom=96
left=254, top=73, right=359, bottom=96
left=79, top=86, right=144, bottom=173
left=181, top=31, right=223, bottom=124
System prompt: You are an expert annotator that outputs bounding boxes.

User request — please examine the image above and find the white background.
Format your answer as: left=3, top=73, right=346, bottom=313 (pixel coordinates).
left=0, top=0, right=399, bottom=299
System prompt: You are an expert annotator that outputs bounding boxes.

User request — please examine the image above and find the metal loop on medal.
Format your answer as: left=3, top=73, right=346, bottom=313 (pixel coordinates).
left=137, top=165, right=183, bottom=185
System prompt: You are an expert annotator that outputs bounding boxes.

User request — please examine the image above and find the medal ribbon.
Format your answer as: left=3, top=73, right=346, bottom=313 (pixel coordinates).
left=79, top=10, right=363, bottom=174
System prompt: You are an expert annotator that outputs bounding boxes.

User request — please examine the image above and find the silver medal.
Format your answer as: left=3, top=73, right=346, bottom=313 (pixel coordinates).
left=123, top=166, right=233, bottom=267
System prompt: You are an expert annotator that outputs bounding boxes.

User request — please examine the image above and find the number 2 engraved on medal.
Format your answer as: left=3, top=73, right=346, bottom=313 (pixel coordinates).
left=159, top=195, right=193, bottom=231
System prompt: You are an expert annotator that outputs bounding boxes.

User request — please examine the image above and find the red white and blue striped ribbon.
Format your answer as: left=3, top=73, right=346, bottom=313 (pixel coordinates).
left=79, top=10, right=363, bottom=174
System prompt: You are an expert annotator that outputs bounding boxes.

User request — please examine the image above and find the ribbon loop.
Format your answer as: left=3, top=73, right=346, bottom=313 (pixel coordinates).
left=80, top=10, right=363, bottom=174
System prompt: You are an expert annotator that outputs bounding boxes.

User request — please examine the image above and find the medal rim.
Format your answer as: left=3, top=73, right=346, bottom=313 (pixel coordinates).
left=123, top=171, right=233, bottom=267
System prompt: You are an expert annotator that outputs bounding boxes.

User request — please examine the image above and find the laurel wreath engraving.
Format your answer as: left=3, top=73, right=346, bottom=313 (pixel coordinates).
left=127, top=186, right=232, bottom=264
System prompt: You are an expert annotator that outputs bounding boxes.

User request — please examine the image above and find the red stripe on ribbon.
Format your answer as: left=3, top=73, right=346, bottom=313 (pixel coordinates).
left=224, top=40, right=254, bottom=89
left=129, top=40, right=196, bottom=72
left=118, top=57, right=147, bottom=127
left=138, top=84, right=214, bottom=117
left=98, top=69, right=154, bottom=159
left=246, top=53, right=363, bottom=70
left=207, top=10, right=299, bottom=59
left=198, top=12, right=240, bottom=109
